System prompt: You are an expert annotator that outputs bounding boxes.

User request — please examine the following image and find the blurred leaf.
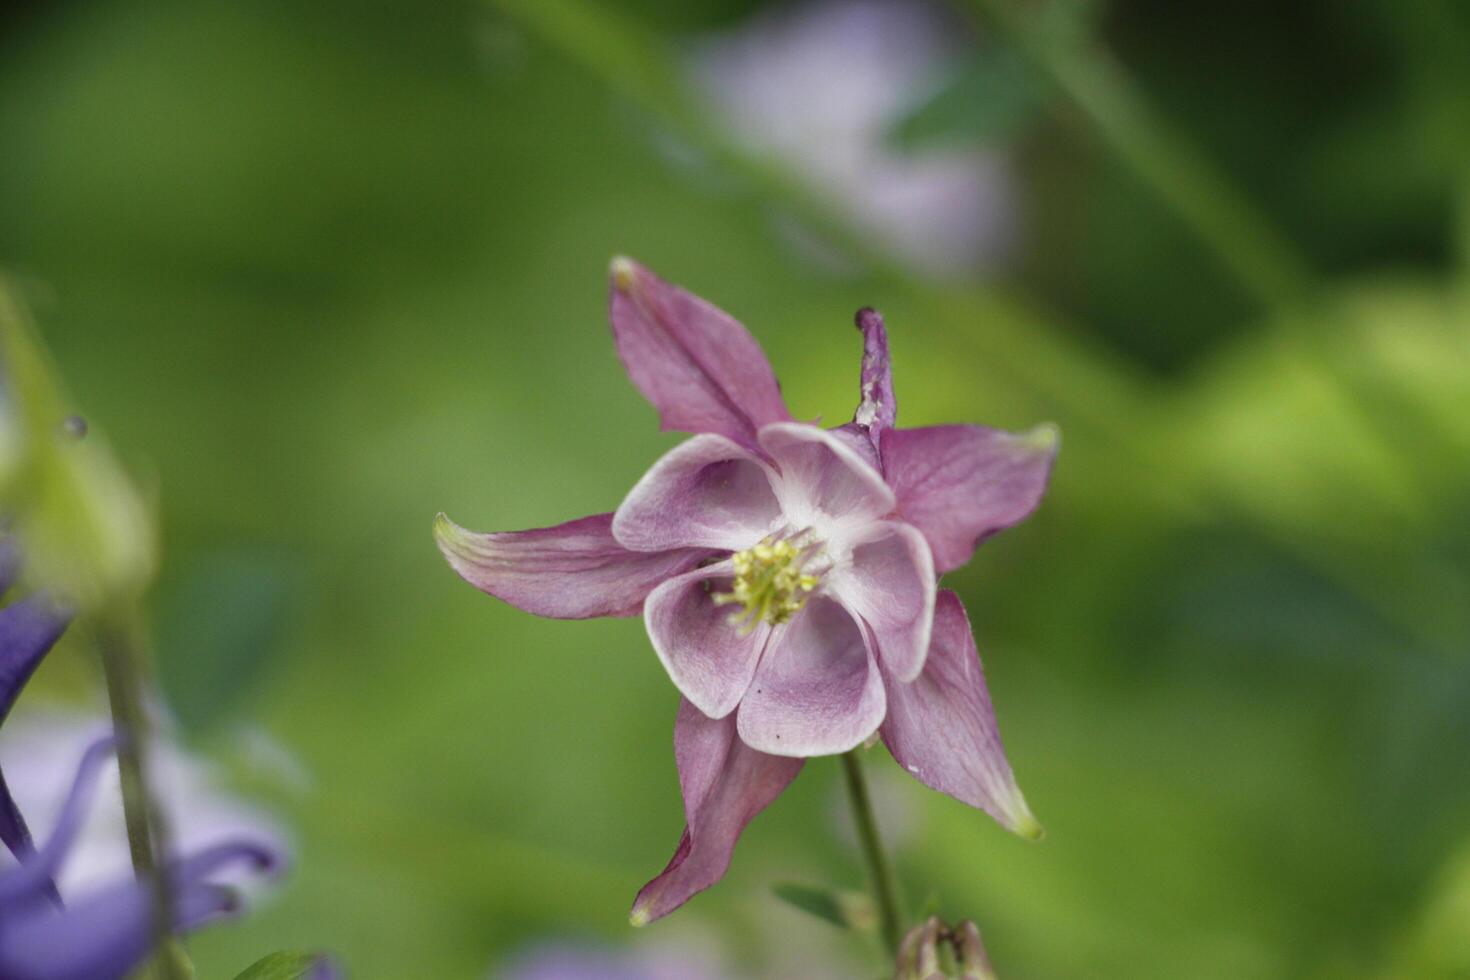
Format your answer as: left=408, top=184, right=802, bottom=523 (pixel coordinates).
left=887, top=48, right=1044, bottom=151
left=773, top=882, right=877, bottom=932
left=231, top=951, right=330, bottom=980
left=156, top=551, right=302, bottom=735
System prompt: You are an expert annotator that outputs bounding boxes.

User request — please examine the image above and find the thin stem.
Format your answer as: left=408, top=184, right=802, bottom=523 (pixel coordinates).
left=841, top=750, right=904, bottom=957
left=959, top=0, right=1314, bottom=312
left=97, top=612, right=186, bottom=980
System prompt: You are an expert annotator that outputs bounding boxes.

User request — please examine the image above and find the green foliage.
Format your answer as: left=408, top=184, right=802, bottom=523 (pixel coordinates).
left=231, top=951, right=329, bottom=980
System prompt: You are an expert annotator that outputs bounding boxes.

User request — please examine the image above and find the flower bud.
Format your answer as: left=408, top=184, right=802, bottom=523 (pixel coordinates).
left=895, top=917, right=997, bottom=980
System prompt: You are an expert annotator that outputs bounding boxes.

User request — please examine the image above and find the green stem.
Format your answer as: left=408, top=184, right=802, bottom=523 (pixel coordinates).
left=841, top=750, right=904, bottom=957
left=97, top=612, right=187, bottom=980
left=959, top=0, right=1314, bottom=311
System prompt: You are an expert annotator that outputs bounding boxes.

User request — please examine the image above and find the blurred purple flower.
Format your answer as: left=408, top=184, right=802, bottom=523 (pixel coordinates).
left=688, top=0, right=1016, bottom=280
left=0, top=706, right=290, bottom=901
left=497, top=941, right=728, bottom=980
left=437, top=259, right=1056, bottom=922
left=0, top=536, right=72, bottom=871
left=0, top=735, right=282, bottom=980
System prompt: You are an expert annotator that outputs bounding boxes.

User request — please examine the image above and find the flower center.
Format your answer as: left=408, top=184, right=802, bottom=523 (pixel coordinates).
left=714, top=535, right=821, bottom=633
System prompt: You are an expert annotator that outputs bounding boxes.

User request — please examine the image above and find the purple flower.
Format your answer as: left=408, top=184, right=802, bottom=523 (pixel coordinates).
left=436, top=259, right=1056, bottom=922
left=0, top=536, right=72, bottom=870
left=0, top=735, right=283, bottom=980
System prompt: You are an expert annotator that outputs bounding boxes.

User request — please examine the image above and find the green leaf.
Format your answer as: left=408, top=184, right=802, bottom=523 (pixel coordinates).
left=887, top=47, right=1046, bottom=152
left=772, top=882, right=878, bottom=932
left=155, top=550, right=302, bottom=735
left=232, top=950, right=330, bottom=980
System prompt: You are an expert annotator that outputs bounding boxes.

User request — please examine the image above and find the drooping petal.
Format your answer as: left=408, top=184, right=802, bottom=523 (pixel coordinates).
left=0, top=736, right=117, bottom=908
left=736, top=597, right=885, bottom=757
left=825, top=522, right=936, bottom=683
left=643, top=562, right=766, bottom=719
left=0, top=771, right=43, bottom=892
left=434, top=512, right=710, bottom=620
left=609, top=257, right=790, bottom=451
left=630, top=700, right=803, bottom=925
left=0, top=595, right=73, bottom=870
left=881, top=590, right=1040, bottom=838
left=613, top=434, right=782, bottom=552
left=757, top=422, right=895, bottom=530
left=881, top=423, right=1058, bottom=574
left=850, top=307, right=895, bottom=441
left=0, top=595, right=71, bottom=722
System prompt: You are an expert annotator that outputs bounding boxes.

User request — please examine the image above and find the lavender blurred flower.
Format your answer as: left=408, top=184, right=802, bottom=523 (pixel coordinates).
left=0, top=536, right=71, bottom=869
left=688, top=0, right=1016, bottom=280
left=498, top=940, right=729, bottom=980
left=0, top=736, right=282, bottom=980
left=437, top=259, right=1055, bottom=922
left=0, top=705, right=289, bottom=900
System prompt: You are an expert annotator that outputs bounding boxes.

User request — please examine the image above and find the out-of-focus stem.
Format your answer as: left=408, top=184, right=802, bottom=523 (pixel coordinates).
left=959, top=0, right=1313, bottom=312
left=96, top=611, right=186, bottom=980
left=841, top=750, right=904, bottom=958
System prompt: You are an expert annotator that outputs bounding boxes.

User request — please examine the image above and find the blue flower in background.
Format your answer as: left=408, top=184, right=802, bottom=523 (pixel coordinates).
left=0, top=735, right=283, bottom=980
left=0, top=535, right=72, bottom=869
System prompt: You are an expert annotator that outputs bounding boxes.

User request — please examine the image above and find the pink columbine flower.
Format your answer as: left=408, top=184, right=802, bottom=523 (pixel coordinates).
left=435, top=258, right=1057, bottom=923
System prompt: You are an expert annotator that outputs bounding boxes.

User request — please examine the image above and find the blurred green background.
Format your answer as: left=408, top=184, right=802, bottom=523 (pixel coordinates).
left=3, top=0, right=1469, bottom=977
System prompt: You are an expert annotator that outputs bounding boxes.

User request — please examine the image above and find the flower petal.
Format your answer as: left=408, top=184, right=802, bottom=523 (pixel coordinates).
left=434, top=512, right=711, bottom=620
left=0, top=595, right=71, bottom=722
left=850, top=307, right=896, bottom=440
left=757, top=422, right=895, bottom=530
left=881, top=423, right=1058, bottom=574
left=826, top=522, right=936, bottom=683
left=0, top=736, right=116, bottom=908
left=630, top=700, right=803, bottom=925
left=0, top=771, right=44, bottom=893
left=613, top=434, right=782, bottom=552
left=609, top=257, right=790, bottom=450
left=644, top=562, right=766, bottom=719
left=881, top=590, right=1040, bottom=838
left=736, top=597, right=886, bottom=756
left=0, top=837, right=282, bottom=980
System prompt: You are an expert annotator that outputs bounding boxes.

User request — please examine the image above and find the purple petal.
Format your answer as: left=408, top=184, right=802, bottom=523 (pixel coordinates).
left=630, top=700, right=803, bottom=925
left=609, top=257, right=790, bottom=451
left=0, top=770, right=53, bottom=906
left=0, top=736, right=116, bottom=909
left=757, top=423, right=895, bottom=529
left=825, top=522, right=935, bottom=683
left=881, top=423, right=1058, bottom=574
left=435, top=512, right=712, bottom=619
left=850, top=308, right=895, bottom=442
left=736, top=597, right=885, bottom=757
left=881, top=591, right=1040, bottom=838
left=612, top=434, right=782, bottom=552
left=1, top=595, right=71, bottom=723
left=643, top=562, right=766, bottom=719
left=0, top=837, right=282, bottom=980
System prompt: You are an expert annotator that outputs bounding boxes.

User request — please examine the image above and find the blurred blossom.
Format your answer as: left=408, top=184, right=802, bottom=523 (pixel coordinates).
left=688, top=0, right=1016, bottom=279
left=497, top=940, right=731, bottom=980
left=0, top=535, right=72, bottom=872
left=0, top=704, right=288, bottom=899
left=896, top=916, right=996, bottom=980
left=0, top=735, right=282, bottom=980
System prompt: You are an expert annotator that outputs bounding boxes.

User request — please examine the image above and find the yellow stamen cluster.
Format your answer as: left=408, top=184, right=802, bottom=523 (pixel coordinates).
left=714, top=537, right=820, bottom=633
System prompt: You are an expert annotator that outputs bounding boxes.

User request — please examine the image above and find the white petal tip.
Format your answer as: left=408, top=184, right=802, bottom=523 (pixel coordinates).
left=610, top=255, right=638, bottom=291
left=1012, top=809, right=1045, bottom=842
left=1017, top=422, right=1060, bottom=454
left=628, top=905, right=651, bottom=928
